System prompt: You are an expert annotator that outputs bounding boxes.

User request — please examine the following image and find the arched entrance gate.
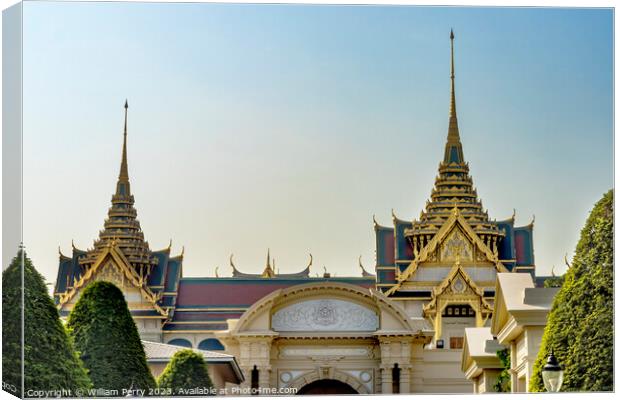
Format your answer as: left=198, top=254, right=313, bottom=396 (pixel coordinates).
left=297, top=379, right=357, bottom=395
left=217, top=282, right=434, bottom=394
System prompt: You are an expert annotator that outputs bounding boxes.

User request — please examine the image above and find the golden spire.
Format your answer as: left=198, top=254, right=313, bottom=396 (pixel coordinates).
left=262, top=248, right=275, bottom=278
left=444, top=29, right=464, bottom=165
left=449, top=29, right=456, bottom=120
left=116, top=100, right=131, bottom=196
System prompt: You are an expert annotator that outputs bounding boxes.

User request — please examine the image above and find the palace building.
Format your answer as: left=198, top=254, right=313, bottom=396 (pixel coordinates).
left=54, top=32, right=543, bottom=394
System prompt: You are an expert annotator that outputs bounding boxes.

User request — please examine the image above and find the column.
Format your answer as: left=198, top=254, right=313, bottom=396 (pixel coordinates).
left=409, top=347, right=424, bottom=393
left=434, top=313, right=443, bottom=342
left=380, top=365, right=393, bottom=394
left=509, top=341, right=518, bottom=393
left=475, top=308, right=483, bottom=327
left=238, top=366, right=252, bottom=390
left=400, top=365, right=411, bottom=394
left=258, top=366, right=271, bottom=390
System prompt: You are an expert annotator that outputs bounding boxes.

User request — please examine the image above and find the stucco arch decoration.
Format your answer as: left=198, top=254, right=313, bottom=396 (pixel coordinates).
left=287, top=369, right=371, bottom=394
left=230, top=282, right=421, bottom=335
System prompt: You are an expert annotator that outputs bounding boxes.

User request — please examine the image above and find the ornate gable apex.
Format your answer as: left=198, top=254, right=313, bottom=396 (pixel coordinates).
left=386, top=207, right=507, bottom=296
left=423, top=261, right=492, bottom=316
left=57, top=243, right=167, bottom=317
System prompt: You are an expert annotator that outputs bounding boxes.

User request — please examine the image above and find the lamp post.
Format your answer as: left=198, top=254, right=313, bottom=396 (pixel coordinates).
left=542, top=350, right=564, bottom=392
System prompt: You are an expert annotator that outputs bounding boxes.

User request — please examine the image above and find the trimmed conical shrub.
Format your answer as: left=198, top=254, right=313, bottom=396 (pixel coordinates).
left=157, top=349, right=214, bottom=396
left=67, top=280, right=155, bottom=392
left=529, top=190, right=613, bottom=392
left=2, top=250, right=91, bottom=398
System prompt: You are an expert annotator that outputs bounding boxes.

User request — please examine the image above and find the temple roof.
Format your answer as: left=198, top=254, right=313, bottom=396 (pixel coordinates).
left=408, top=31, right=502, bottom=241
left=173, top=276, right=376, bottom=309
left=78, top=101, right=159, bottom=269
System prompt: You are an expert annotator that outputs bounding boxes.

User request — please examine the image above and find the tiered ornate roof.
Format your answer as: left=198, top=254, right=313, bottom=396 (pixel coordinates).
left=374, top=31, right=536, bottom=295
left=55, top=102, right=183, bottom=315
left=405, top=30, right=504, bottom=255
left=77, top=101, right=159, bottom=274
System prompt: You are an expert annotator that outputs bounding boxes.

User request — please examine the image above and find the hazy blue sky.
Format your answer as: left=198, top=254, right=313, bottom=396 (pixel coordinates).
left=22, top=2, right=612, bottom=286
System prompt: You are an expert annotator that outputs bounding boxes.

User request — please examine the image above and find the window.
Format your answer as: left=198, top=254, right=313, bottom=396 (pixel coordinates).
left=251, top=366, right=259, bottom=393
left=392, top=363, right=400, bottom=394
left=450, top=337, right=464, bottom=349
left=167, top=338, right=192, bottom=348
left=442, top=304, right=475, bottom=318
left=198, top=338, right=225, bottom=351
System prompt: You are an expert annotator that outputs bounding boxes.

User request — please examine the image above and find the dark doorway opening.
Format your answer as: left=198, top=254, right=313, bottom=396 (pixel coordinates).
left=297, top=379, right=358, bottom=395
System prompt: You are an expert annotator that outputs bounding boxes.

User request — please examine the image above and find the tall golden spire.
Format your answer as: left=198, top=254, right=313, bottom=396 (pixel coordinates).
left=444, top=29, right=464, bottom=165
left=116, top=100, right=131, bottom=196
left=262, top=248, right=275, bottom=278
left=449, top=29, right=457, bottom=120
left=407, top=30, right=502, bottom=241
left=80, top=101, right=158, bottom=271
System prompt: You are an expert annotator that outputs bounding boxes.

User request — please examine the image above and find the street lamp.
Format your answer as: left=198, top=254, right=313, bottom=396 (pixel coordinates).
left=542, top=350, right=564, bottom=392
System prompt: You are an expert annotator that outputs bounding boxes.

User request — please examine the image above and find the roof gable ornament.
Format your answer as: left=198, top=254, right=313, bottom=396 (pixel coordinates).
left=358, top=255, right=375, bottom=277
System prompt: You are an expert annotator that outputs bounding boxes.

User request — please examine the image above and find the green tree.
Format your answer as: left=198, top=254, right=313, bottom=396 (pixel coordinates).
left=530, top=190, right=613, bottom=392
left=2, top=249, right=91, bottom=397
left=157, top=349, right=214, bottom=396
left=67, top=281, right=155, bottom=392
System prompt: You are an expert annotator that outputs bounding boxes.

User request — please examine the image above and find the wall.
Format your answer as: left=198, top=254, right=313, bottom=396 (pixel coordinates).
left=421, top=349, right=470, bottom=393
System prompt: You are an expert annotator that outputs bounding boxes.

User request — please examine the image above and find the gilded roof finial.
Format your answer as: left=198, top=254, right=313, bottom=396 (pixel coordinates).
left=261, top=248, right=275, bottom=278
left=358, top=255, right=375, bottom=277
left=215, top=266, right=219, bottom=278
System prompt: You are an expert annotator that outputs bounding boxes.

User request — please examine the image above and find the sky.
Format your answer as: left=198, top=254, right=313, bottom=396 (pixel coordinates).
left=20, top=2, right=613, bottom=287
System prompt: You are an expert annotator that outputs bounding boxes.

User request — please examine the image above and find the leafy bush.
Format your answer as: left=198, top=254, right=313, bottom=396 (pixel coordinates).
left=529, top=190, right=613, bottom=392
left=67, top=280, right=155, bottom=392
left=2, top=250, right=91, bottom=397
left=157, top=349, right=214, bottom=396
left=493, top=348, right=511, bottom=392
